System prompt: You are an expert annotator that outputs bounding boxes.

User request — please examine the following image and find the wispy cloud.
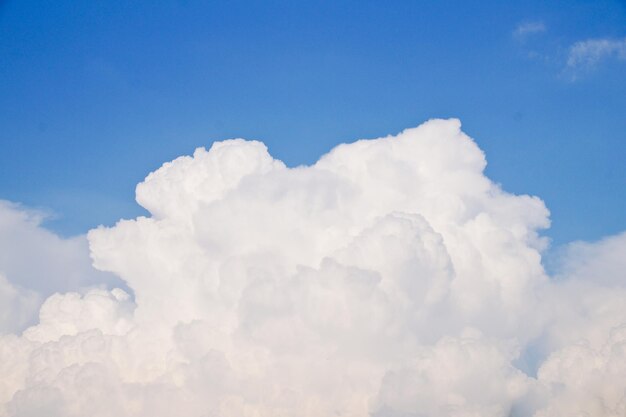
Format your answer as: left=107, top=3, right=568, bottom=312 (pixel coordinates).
left=513, top=21, right=546, bottom=40
left=566, top=37, right=626, bottom=70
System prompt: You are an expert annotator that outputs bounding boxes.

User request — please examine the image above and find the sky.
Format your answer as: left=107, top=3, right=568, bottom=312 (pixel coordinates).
left=0, top=0, right=624, bottom=246
left=1, top=3, right=626, bottom=415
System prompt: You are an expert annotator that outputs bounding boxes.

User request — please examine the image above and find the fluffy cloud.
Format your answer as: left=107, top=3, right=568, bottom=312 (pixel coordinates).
left=0, top=202, right=122, bottom=332
left=0, top=119, right=624, bottom=416
left=0, top=274, right=39, bottom=334
left=553, top=232, right=626, bottom=286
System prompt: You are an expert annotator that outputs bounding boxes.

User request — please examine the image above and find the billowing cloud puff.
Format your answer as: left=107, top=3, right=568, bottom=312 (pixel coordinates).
left=0, top=119, right=624, bottom=416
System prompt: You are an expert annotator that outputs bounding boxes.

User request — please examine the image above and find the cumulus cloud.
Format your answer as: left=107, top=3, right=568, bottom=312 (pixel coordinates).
left=565, top=37, right=626, bottom=78
left=0, top=274, right=39, bottom=334
left=0, top=202, right=122, bottom=332
left=513, top=21, right=546, bottom=41
left=0, top=119, right=624, bottom=416
left=553, top=232, right=626, bottom=286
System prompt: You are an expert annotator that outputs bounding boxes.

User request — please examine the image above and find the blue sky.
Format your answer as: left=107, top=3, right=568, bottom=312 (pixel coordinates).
left=0, top=0, right=624, bottom=245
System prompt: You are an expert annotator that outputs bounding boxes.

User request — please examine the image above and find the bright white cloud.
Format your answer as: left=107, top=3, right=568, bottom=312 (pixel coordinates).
left=0, top=119, right=624, bottom=416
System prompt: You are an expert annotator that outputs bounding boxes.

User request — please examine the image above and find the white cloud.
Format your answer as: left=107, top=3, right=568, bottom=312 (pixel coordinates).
left=553, top=232, right=626, bottom=286
left=513, top=21, right=546, bottom=40
left=0, top=274, right=40, bottom=334
left=0, top=119, right=624, bottom=416
left=566, top=37, right=626, bottom=77
left=373, top=332, right=532, bottom=417
left=0, top=201, right=124, bottom=332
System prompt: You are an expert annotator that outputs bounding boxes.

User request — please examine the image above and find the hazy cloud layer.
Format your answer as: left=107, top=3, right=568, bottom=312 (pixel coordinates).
left=0, top=119, right=624, bottom=416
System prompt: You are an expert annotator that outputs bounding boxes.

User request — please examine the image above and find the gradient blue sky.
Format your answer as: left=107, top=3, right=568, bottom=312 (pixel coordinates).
left=1, top=0, right=624, bottom=246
